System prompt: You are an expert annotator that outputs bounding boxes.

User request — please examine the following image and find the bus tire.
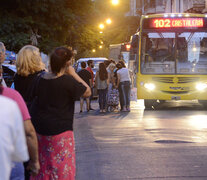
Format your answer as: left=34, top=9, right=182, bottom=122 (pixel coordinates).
left=199, top=100, right=207, bottom=109
left=159, top=100, right=165, bottom=104
left=144, top=100, right=156, bottom=110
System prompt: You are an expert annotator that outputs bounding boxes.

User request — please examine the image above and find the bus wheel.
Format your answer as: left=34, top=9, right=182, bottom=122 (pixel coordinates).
left=199, top=100, right=207, bottom=109
left=144, top=100, right=156, bottom=110
left=158, top=100, right=165, bottom=104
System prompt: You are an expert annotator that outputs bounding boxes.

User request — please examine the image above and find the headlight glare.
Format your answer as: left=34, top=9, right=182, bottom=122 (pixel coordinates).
left=144, top=83, right=155, bottom=91
left=196, top=83, right=207, bottom=91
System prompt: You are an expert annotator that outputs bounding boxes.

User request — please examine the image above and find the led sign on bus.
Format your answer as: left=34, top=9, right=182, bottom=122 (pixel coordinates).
left=152, top=18, right=204, bottom=28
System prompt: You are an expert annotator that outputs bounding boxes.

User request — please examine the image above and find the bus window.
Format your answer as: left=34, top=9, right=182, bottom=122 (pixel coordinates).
left=177, top=37, right=188, bottom=62
left=141, top=32, right=175, bottom=74
left=177, top=32, right=207, bottom=74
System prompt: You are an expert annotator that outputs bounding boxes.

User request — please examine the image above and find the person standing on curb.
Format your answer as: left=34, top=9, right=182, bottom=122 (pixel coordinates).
left=114, top=63, right=123, bottom=111
left=14, top=45, right=45, bottom=180
left=86, top=60, right=94, bottom=110
left=116, top=61, right=131, bottom=112
left=0, top=95, right=29, bottom=180
left=30, top=47, right=91, bottom=180
left=0, top=68, right=40, bottom=179
left=78, top=61, right=92, bottom=113
left=95, top=63, right=109, bottom=113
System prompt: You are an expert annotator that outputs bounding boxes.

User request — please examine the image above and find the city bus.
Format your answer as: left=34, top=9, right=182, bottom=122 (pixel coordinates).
left=133, top=13, right=207, bottom=109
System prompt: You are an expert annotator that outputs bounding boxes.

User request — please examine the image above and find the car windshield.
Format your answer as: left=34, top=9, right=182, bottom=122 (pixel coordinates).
left=141, top=31, right=207, bottom=74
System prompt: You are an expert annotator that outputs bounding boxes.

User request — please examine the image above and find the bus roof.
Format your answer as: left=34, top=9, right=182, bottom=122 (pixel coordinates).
left=141, top=13, right=206, bottom=19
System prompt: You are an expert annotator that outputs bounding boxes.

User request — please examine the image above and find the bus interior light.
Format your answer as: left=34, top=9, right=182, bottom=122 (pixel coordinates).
left=196, top=83, right=207, bottom=91
left=144, top=83, right=155, bottom=91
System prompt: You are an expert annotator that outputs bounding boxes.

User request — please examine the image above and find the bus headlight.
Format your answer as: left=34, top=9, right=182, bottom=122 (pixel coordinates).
left=144, top=83, right=155, bottom=91
left=196, top=83, right=207, bottom=91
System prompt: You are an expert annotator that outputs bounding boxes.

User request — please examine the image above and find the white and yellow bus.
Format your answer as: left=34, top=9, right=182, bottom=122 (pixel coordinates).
left=133, top=13, right=207, bottom=108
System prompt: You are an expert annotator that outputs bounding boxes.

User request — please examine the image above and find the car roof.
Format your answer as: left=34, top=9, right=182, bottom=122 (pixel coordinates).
left=2, top=63, right=17, bottom=72
left=76, top=57, right=108, bottom=62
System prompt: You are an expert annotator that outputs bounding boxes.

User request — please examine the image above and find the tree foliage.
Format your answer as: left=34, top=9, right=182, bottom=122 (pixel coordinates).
left=0, top=0, right=140, bottom=58
left=0, top=0, right=94, bottom=54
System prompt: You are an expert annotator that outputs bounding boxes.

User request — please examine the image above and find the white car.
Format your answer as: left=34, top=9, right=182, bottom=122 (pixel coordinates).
left=74, top=57, right=108, bottom=98
left=74, top=57, right=108, bottom=74
left=2, top=64, right=16, bottom=87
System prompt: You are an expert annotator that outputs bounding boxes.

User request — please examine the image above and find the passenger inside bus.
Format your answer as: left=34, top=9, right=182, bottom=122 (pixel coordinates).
left=146, top=39, right=171, bottom=62
left=200, top=38, right=207, bottom=61
left=156, top=39, right=169, bottom=60
left=177, top=38, right=188, bottom=62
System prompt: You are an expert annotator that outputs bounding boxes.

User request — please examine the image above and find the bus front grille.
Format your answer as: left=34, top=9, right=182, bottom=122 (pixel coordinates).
left=152, top=77, right=173, bottom=83
left=162, top=91, right=189, bottom=94
left=177, top=77, right=199, bottom=83
left=152, top=77, right=199, bottom=84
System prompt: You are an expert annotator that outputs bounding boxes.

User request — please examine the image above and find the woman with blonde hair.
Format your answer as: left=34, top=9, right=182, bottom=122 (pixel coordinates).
left=14, top=45, right=45, bottom=179
left=14, top=45, right=45, bottom=103
left=107, top=62, right=116, bottom=89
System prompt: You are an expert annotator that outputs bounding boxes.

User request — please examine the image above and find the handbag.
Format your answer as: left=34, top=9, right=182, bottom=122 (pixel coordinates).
left=107, top=88, right=119, bottom=106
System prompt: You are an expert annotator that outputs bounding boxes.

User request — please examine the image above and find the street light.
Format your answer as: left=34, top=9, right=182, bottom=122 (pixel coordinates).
left=111, top=0, right=119, bottom=5
left=106, top=18, right=112, bottom=25
left=99, top=23, right=104, bottom=29
left=92, top=49, right=96, bottom=53
left=99, top=45, right=103, bottom=49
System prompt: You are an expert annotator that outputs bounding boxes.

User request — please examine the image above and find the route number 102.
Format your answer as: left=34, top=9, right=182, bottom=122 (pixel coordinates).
left=153, top=19, right=171, bottom=28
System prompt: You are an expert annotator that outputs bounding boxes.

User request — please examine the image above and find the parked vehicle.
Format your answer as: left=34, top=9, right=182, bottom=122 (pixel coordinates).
left=74, top=57, right=108, bottom=98
left=74, top=57, right=108, bottom=73
left=2, top=64, right=16, bottom=87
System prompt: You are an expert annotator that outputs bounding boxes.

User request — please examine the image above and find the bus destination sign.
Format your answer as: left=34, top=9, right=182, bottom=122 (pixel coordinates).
left=149, top=18, right=205, bottom=28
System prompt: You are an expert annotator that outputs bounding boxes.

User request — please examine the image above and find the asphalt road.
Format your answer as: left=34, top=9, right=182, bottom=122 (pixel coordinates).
left=74, top=100, right=207, bottom=180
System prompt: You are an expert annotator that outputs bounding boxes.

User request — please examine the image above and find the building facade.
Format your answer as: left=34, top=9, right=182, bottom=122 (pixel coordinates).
left=127, top=0, right=206, bottom=16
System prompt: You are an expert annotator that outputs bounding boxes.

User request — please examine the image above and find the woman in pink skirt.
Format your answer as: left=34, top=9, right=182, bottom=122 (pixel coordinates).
left=30, top=47, right=91, bottom=180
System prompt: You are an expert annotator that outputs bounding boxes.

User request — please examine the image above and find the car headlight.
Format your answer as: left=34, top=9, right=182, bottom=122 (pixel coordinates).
left=196, top=83, right=207, bottom=91
left=144, top=83, right=155, bottom=91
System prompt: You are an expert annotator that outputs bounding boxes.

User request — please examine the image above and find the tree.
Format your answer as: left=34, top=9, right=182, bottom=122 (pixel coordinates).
left=0, top=0, right=96, bottom=54
left=0, top=0, right=140, bottom=59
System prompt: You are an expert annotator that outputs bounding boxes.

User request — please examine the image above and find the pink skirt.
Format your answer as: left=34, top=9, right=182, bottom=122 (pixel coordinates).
left=30, top=131, right=75, bottom=180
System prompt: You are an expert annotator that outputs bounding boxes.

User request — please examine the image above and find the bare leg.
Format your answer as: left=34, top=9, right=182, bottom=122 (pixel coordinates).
left=86, top=98, right=90, bottom=111
left=80, top=98, right=84, bottom=112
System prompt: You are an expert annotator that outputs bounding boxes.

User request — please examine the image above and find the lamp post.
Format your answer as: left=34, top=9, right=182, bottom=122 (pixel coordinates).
left=111, top=0, right=119, bottom=6
left=106, top=18, right=112, bottom=24
left=97, top=17, right=113, bottom=57
left=99, top=23, right=104, bottom=29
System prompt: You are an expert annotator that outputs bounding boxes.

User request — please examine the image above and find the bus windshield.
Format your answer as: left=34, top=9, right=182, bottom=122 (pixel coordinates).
left=141, top=31, right=207, bottom=74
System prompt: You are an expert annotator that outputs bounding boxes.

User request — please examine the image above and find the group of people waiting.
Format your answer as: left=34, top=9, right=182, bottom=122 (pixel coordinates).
left=0, top=41, right=131, bottom=180
left=78, top=59, right=131, bottom=113
left=0, top=43, right=91, bottom=180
